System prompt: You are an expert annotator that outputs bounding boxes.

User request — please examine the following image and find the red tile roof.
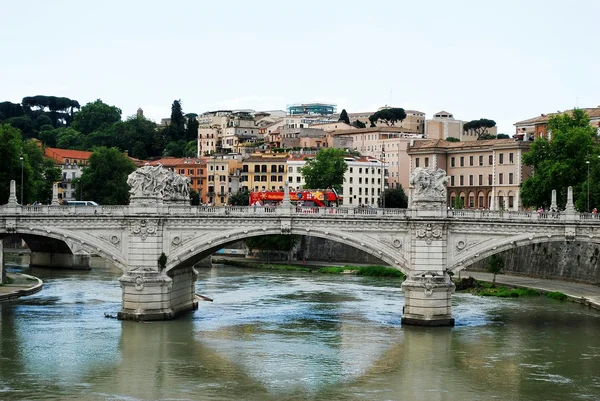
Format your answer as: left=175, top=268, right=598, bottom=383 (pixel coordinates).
left=44, top=147, right=93, bottom=161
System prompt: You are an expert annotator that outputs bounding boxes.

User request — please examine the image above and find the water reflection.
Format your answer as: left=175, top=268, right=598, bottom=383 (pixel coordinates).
left=0, top=256, right=599, bottom=400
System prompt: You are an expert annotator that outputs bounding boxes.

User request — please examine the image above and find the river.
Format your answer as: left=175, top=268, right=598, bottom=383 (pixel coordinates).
left=1, top=255, right=600, bottom=401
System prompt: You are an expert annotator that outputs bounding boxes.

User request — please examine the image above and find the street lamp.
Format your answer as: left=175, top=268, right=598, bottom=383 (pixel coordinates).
left=380, top=144, right=386, bottom=208
left=586, top=155, right=600, bottom=212
left=19, top=154, right=24, bottom=204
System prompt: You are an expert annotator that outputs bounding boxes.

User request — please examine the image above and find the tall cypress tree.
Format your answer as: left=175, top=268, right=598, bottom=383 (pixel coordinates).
left=338, top=109, right=350, bottom=125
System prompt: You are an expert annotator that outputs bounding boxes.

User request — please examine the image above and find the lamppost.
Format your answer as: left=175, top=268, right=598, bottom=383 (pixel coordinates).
left=586, top=155, right=600, bottom=212
left=19, top=154, right=24, bottom=204
left=380, top=144, right=386, bottom=208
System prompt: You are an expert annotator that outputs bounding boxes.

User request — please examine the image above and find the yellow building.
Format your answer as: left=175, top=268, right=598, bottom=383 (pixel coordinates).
left=242, top=153, right=289, bottom=192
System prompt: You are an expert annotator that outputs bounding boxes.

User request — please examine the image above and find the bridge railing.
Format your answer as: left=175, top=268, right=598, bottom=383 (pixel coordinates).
left=2, top=204, right=600, bottom=222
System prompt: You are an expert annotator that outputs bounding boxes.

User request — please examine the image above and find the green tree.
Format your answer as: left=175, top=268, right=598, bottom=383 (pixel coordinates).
left=0, top=124, right=26, bottom=204
left=446, top=137, right=460, bottom=142
left=301, top=148, right=348, bottom=191
left=21, top=95, right=80, bottom=127
left=55, top=127, right=85, bottom=149
left=5, top=116, right=36, bottom=138
left=229, top=190, right=250, bottom=206
left=71, top=99, right=122, bottom=135
left=368, top=108, right=407, bottom=127
left=486, top=254, right=504, bottom=285
left=463, top=118, right=497, bottom=140
left=352, top=120, right=366, bottom=129
left=496, top=133, right=510, bottom=139
left=185, top=113, right=199, bottom=142
left=164, top=140, right=188, bottom=157
left=338, top=109, right=350, bottom=125
left=77, top=147, right=136, bottom=205
left=454, top=195, right=464, bottom=209
left=163, top=100, right=186, bottom=143
left=190, top=189, right=200, bottom=205
left=383, top=186, right=408, bottom=208
left=521, top=109, right=596, bottom=210
left=0, top=101, right=25, bottom=121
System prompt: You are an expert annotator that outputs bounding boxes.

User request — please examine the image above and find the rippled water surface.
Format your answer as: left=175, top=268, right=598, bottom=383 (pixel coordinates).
left=1, top=255, right=600, bottom=400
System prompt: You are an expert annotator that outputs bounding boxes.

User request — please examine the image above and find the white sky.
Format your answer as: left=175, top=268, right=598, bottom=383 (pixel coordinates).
left=1, top=0, right=599, bottom=135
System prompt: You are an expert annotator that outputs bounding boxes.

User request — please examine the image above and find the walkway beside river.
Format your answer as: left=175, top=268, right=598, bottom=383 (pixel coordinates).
left=465, top=271, right=600, bottom=311
left=0, top=273, right=43, bottom=302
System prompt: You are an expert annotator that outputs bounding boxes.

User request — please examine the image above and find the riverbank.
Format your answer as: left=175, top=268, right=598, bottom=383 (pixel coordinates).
left=466, top=272, right=600, bottom=311
left=211, top=257, right=404, bottom=277
left=0, top=273, right=43, bottom=302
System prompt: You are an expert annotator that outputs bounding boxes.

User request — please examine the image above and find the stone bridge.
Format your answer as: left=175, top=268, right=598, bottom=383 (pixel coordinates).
left=1, top=168, right=598, bottom=326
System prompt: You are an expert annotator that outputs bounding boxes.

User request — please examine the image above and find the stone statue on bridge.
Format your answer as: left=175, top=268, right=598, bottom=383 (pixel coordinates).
left=128, top=164, right=190, bottom=204
left=409, top=167, right=448, bottom=210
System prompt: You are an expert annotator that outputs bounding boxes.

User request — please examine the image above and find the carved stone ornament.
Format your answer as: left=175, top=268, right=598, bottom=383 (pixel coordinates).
left=127, top=163, right=191, bottom=202
left=129, top=219, right=158, bottom=240
left=456, top=240, right=466, bottom=251
left=392, top=239, right=403, bottom=249
left=281, top=219, right=291, bottom=235
left=416, top=223, right=442, bottom=245
left=410, top=167, right=448, bottom=201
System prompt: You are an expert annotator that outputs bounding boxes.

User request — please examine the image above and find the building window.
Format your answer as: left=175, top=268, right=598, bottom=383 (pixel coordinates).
left=469, top=156, right=474, bottom=166
left=425, top=157, right=429, bottom=167
left=451, top=157, right=455, bottom=167
left=451, top=176, right=455, bottom=186
left=460, top=175, right=464, bottom=186
left=469, top=175, right=473, bottom=186
left=479, top=195, right=484, bottom=207
left=509, top=153, right=514, bottom=164
left=489, top=155, right=493, bottom=165
left=254, top=165, right=260, bottom=173
left=271, top=175, right=277, bottom=182
left=349, top=177, right=353, bottom=184
left=460, top=157, right=464, bottom=167
left=499, top=173, right=504, bottom=184
left=415, top=158, right=420, bottom=167
left=349, top=167, right=353, bottom=173
left=499, top=153, right=504, bottom=164
left=469, top=196, right=474, bottom=208
left=289, top=167, right=294, bottom=173
left=478, top=174, right=483, bottom=185
left=509, top=173, right=514, bottom=184
left=488, top=174, right=493, bottom=185
left=509, top=196, right=514, bottom=208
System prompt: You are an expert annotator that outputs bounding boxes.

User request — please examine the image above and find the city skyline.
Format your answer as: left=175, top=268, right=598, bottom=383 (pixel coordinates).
left=1, top=0, right=599, bottom=136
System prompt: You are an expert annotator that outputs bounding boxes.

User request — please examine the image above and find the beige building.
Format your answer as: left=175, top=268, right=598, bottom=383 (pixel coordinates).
left=425, top=111, right=498, bottom=141
left=242, top=153, right=289, bottom=192
left=333, top=126, right=428, bottom=191
left=197, top=110, right=261, bottom=155
left=407, top=139, right=532, bottom=210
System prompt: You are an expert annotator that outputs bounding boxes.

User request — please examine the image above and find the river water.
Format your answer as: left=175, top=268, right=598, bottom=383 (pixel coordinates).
left=1, top=255, right=600, bottom=401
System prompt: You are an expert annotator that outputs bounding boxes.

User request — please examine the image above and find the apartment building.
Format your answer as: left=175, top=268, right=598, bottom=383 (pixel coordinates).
left=332, top=126, right=427, bottom=191
left=197, top=110, right=261, bottom=156
left=287, top=154, right=386, bottom=208
left=334, top=108, right=426, bottom=135
left=242, top=153, right=289, bottom=192
left=44, top=147, right=93, bottom=202
left=407, top=139, right=532, bottom=210
left=514, top=106, right=600, bottom=140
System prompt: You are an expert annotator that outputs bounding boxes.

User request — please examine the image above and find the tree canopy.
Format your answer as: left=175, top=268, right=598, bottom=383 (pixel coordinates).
left=352, top=120, right=366, bottom=129
left=368, top=108, right=406, bottom=127
left=229, top=189, right=250, bottom=206
left=520, top=109, right=597, bottom=211
left=338, top=109, right=350, bottom=125
left=383, top=186, right=408, bottom=208
left=71, top=99, right=122, bottom=135
left=463, top=118, right=497, bottom=140
left=300, top=148, right=348, bottom=191
left=76, top=147, right=136, bottom=205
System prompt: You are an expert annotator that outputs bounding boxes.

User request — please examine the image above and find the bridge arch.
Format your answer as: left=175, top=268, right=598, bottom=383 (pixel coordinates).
left=0, top=227, right=128, bottom=271
left=448, top=233, right=600, bottom=273
left=165, top=226, right=409, bottom=274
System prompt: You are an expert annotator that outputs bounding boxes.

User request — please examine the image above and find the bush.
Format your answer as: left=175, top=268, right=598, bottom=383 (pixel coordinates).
left=545, top=291, right=567, bottom=301
left=357, top=265, right=404, bottom=278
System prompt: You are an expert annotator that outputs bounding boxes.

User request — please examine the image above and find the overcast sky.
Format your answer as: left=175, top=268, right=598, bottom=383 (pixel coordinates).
left=1, top=0, right=599, bottom=135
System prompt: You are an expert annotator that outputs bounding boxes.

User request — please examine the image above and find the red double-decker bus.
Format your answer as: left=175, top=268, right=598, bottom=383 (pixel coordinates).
left=249, top=189, right=341, bottom=207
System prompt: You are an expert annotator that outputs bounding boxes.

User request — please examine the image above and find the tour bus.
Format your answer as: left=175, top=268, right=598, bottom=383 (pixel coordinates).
left=62, top=200, right=99, bottom=206
left=249, top=189, right=341, bottom=207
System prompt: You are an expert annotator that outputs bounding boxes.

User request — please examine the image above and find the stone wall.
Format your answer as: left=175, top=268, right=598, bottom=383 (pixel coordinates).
left=469, top=241, right=600, bottom=286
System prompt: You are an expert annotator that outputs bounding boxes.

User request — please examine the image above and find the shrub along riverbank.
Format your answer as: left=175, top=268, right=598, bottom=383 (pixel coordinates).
left=454, top=277, right=567, bottom=301
left=211, top=258, right=405, bottom=278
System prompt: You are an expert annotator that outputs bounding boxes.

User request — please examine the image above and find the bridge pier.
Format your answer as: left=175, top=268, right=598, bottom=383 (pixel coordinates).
left=401, top=273, right=455, bottom=326
left=118, top=266, right=198, bottom=321
left=29, top=251, right=91, bottom=270
left=0, top=240, right=5, bottom=284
